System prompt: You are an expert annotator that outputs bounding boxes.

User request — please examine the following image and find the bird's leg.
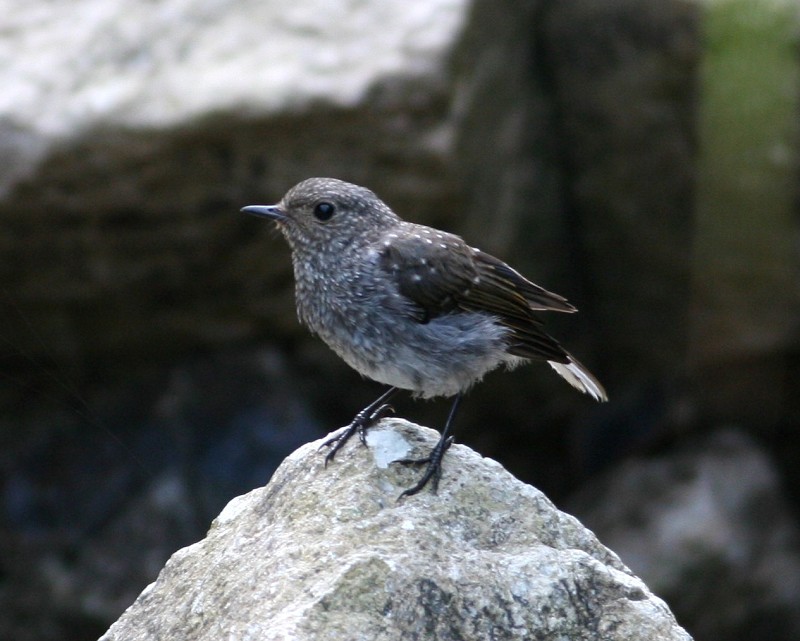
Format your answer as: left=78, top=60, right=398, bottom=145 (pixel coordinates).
left=394, top=393, right=463, bottom=499
left=320, top=386, right=400, bottom=466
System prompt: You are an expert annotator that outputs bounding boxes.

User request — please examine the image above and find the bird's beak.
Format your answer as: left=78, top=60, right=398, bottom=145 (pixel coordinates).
left=241, top=204, right=287, bottom=221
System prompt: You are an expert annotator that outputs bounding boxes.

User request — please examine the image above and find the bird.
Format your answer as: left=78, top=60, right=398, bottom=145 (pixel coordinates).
left=242, top=177, right=606, bottom=498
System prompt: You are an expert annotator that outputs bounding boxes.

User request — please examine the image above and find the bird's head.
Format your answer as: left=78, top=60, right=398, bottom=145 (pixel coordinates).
left=242, top=177, right=400, bottom=254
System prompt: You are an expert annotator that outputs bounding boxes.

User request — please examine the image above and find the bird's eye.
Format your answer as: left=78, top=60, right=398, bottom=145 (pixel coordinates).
left=313, top=202, right=335, bottom=221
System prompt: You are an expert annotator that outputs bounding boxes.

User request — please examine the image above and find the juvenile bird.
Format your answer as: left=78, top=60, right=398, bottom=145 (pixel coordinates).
left=242, top=178, right=606, bottom=498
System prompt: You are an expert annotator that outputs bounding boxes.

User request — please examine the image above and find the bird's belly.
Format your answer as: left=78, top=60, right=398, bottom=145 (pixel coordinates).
left=315, top=310, right=521, bottom=398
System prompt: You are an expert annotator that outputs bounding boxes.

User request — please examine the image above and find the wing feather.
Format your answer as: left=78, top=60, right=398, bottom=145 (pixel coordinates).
left=378, top=228, right=574, bottom=363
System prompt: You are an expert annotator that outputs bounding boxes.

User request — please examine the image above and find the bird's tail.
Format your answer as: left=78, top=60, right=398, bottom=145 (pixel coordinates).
left=548, top=354, right=607, bottom=402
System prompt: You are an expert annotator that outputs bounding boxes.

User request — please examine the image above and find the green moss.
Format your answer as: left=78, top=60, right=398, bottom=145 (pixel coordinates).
left=692, top=0, right=799, bottom=360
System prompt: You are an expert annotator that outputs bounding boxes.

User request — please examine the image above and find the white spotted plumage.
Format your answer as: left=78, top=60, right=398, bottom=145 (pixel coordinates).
left=245, top=177, right=607, bottom=402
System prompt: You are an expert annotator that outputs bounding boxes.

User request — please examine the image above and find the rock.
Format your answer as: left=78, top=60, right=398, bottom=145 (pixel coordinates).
left=0, top=346, right=322, bottom=641
left=568, top=428, right=800, bottom=641
left=0, top=0, right=469, bottom=176
left=0, top=0, right=606, bottom=378
left=541, top=0, right=700, bottom=384
left=101, top=419, right=691, bottom=641
left=0, top=0, right=471, bottom=363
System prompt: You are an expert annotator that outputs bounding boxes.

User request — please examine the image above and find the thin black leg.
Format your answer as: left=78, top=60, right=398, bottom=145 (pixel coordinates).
left=320, top=386, right=400, bottom=466
left=395, top=393, right=463, bottom=499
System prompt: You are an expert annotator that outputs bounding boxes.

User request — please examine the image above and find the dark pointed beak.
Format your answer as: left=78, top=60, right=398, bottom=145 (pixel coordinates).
left=241, top=204, right=287, bottom=221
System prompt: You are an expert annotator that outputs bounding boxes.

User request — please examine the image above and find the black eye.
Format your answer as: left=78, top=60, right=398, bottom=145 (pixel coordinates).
left=313, top=202, right=335, bottom=221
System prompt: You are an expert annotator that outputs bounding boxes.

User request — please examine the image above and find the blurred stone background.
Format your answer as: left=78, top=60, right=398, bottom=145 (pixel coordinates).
left=0, top=0, right=798, bottom=640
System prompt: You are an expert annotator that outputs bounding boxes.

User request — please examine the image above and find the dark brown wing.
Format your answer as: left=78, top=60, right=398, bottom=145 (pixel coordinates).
left=470, top=251, right=575, bottom=313
left=378, top=227, right=573, bottom=363
left=378, top=228, right=475, bottom=321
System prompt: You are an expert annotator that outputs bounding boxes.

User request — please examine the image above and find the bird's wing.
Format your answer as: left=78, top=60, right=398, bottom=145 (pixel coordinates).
left=470, top=250, right=575, bottom=313
left=378, top=229, right=573, bottom=362
left=378, top=229, right=478, bottom=322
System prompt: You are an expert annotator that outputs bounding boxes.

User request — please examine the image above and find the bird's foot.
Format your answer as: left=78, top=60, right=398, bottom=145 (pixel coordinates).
left=393, top=435, right=455, bottom=500
left=320, top=402, right=395, bottom=466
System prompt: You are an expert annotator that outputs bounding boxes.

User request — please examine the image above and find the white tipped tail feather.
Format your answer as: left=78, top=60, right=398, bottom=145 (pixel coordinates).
left=548, top=355, right=608, bottom=402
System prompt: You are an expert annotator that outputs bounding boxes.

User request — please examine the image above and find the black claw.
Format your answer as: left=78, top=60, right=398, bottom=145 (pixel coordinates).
left=357, top=403, right=395, bottom=444
left=371, top=403, right=395, bottom=421
left=320, top=387, right=400, bottom=465
left=394, top=435, right=455, bottom=500
left=319, top=388, right=463, bottom=500
left=320, top=417, right=368, bottom=464
left=320, top=427, right=354, bottom=467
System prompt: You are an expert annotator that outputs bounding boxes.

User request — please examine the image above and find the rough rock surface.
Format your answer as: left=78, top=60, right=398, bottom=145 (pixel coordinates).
left=568, top=428, right=800, bottom=641
left=101, top=419, right=691, bottom=641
